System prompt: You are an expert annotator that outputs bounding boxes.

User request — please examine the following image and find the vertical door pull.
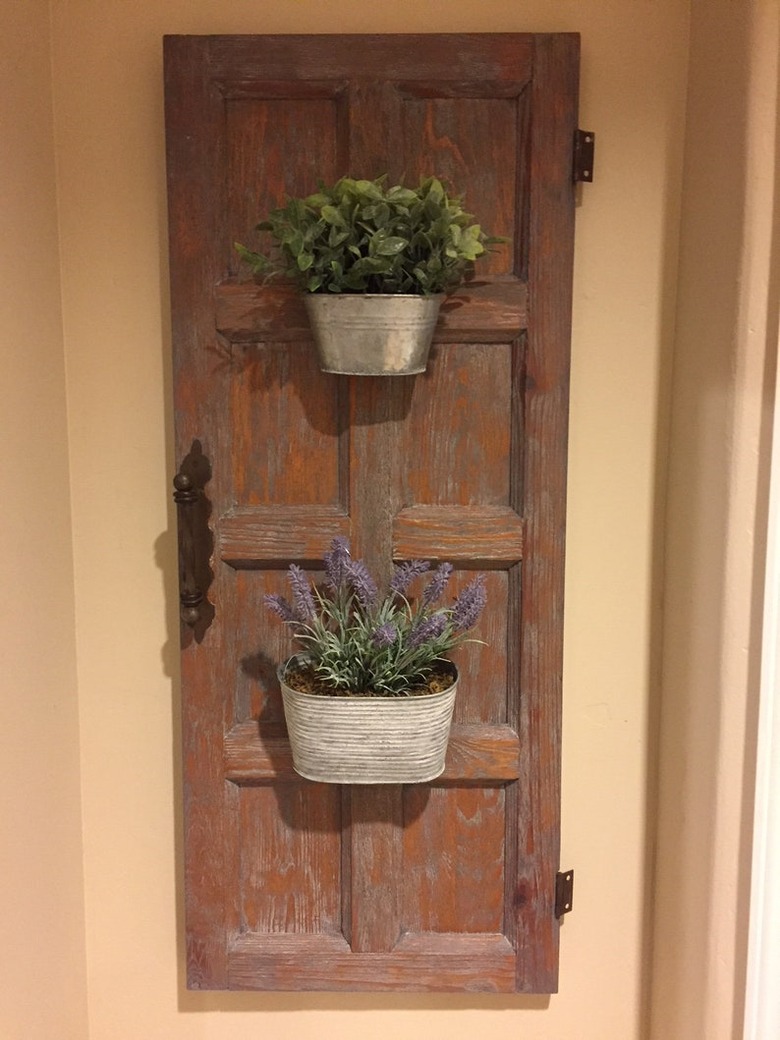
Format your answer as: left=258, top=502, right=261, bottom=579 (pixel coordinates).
left=173, top=471, right=205, bottom=627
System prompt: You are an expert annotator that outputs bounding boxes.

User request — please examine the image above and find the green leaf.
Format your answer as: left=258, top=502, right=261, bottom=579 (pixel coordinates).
left=423, top=195, right=446, bottom=222
left=328, top=226, right=350, bottom=248
left=422, top=176, right=445, bottom=202
left=373, top=235, right=408, bottom=256
left=355, top=178, right=384, bottom=199
left=351, top=256, right=389, bottom=274
left=281, top=229, right=304, bottom=257
left=386, top=185, right=418, bottom=206
left=341, top=271, right=368, bottom=290
left=409, top=230, right=432, bottom=253
left=321, top=205, right=346, bottom=226
left=234, top=242, right=273, bottom=275
left=288, top=198, right=307, bottom=222
left=459, top=243, right=483, bottom=261
left=305, top=191, right=331, bottom=209
left=372, top=202, right=391, bottom=227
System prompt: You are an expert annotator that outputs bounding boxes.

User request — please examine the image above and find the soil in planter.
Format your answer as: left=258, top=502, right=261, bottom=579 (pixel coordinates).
left=283, top=662, right=456, bottom=699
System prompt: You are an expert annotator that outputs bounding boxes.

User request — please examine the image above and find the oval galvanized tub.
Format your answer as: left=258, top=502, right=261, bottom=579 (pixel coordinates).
left=303, top=293, right=443, bottom=376
left=279, top=660, right=458, bottom=784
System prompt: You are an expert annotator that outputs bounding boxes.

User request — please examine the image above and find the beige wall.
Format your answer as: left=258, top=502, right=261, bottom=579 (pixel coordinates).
left=652, top=2, right=780, bottom=1038
left=11, top=0, right=771, bottom=1038
left=47, top=2, right=688, bottom=1037
left=0, top=2, right=88, bottom=1038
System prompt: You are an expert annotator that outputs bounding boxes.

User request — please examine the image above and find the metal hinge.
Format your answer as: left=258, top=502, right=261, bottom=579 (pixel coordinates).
left=555, top=869, right=575, bottom=918
left=573, top=130, right=595, bottom=183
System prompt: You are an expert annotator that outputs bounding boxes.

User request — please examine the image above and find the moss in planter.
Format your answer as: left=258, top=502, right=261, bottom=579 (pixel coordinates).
left=282, top=661, right=457, bottom=699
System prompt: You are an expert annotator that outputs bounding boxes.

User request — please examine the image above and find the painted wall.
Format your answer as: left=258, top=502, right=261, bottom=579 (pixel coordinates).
left=0, top=2, right=88, bottom=1039
left=47, top=1, right=690, bottom=1035
left=44, top=0, right=689, bottom=1038
left=47, top=1, right=690, bottom=1038
left=652, top=2, right=780, bottom=1038
left=1, top=2, right=769, bottom=1037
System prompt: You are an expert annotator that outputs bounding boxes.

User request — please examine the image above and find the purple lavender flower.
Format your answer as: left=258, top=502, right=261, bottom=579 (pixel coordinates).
left=390, top=559, right=430, bottom=596
left=408, top=611, right=448, bottom=648
left=324, top=536, right=351, bottom=590
left=263, top=593, right=296, bottom=622
left=371, top=622, right=397, bottom=648
left=421, top=562, right=453, bottom=607
left=287, top=564, right=316, bottom=622
left=451, top=574, right=487, bottom=632
left=262, top=550, right=488, bottom=695
left=346, top=559, right=378, bottom=610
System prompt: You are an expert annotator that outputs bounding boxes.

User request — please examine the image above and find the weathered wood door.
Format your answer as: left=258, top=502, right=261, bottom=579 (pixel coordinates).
left=165, top=32, right=578, bottom=993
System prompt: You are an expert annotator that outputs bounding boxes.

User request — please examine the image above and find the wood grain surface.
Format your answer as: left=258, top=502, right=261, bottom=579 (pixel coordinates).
left=165, top=31, right=578, bottom=993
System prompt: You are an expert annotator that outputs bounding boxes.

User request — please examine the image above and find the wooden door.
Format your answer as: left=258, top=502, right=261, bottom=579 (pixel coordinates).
left=165, top=32, right=578, bottom=993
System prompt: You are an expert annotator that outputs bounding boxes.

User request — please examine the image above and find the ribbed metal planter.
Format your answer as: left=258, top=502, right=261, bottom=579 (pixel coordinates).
left=303, top=293, right=443, bottom=375
left=279, top=659, right=458, bottom=784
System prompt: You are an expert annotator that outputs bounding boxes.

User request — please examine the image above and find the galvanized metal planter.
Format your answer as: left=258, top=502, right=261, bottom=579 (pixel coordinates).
left=279, top=659, right=458, bottom=784
left=303, top=293, right=443, bottom=376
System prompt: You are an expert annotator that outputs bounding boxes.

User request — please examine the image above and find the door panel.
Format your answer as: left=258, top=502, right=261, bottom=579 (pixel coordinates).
left=165, top=32, right=578, bottom=992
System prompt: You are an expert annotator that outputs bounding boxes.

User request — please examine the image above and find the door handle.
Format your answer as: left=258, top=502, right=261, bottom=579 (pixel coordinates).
left=172, top=441, right=214, bottom=636
left=173, top=471, right=205, bottom=627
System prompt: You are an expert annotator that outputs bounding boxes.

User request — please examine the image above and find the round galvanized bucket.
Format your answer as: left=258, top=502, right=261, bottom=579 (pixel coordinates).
left=279, top=660, right=458, bottom=784
left=303, top=293, right=443, bottom=375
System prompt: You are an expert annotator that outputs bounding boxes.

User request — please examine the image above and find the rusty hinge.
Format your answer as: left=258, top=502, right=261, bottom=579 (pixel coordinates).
left=573, top=130, right=595, bottom=183
left=555, top=869, right=575, bottom=918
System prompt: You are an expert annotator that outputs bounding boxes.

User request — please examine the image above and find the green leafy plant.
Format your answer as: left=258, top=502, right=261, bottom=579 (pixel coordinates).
left=236, top=175, right=499, bottom=295
left=265, top=538, right=487, bottom=696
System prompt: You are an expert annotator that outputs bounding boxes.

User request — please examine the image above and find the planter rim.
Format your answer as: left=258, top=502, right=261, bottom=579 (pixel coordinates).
left=303, top=292, right=446, bottom=300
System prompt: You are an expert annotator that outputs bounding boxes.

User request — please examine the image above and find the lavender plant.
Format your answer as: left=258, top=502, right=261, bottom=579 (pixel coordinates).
left=265, top=538, right=487, bottom=696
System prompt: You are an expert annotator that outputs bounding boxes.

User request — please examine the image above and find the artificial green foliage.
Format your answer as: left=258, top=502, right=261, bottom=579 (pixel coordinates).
left=235, top=175, right=499, bottom=295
